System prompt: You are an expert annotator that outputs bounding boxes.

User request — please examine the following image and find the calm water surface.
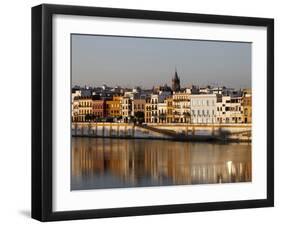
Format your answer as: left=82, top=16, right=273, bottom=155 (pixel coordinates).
left=71, top=137, right=251, bottom=190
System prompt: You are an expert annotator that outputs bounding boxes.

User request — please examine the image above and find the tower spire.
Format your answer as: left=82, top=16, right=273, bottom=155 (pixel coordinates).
left=172, top=66, right=180, bottom=92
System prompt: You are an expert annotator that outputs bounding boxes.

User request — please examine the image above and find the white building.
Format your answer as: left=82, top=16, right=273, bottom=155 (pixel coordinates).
left=124, top=91, right=135, bottom=99
left=150, top=92, right=170, bottom=123
left=151, top=94, right=159, bottom=123
left=71, top=90, right=81, bottom=121
left=190, top=94, right=217, bottom=124
left=158, top=102, right=168, bottom=123
left=199, top=86, right=211, bottom=94
left=121, top=96, right=132, bottom=122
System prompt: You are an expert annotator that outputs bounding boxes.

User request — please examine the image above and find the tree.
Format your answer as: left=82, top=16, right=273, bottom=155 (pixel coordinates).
left=159, top=112, right=167, bottom=123
left=183, top=111, right=191, bottom=123
left=134, top=111, right=145, bottom=124
left=85, top=114, right=91, bottom=122
left=91, top=114, right=96, bottom=121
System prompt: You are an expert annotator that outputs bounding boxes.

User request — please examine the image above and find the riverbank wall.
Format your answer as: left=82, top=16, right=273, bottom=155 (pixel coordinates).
left=72, top=122, right=251, bottom=142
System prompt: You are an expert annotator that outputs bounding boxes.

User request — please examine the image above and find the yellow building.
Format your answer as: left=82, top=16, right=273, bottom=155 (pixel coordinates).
left=166, top=97, right=174, bottom=123
left=242, top=89, right=252, bottom=123
left=172, top=92, right=190, bottom=123
left=78, top=96, right=93, bottom=122
left=106, top=96, right=122, bottom=117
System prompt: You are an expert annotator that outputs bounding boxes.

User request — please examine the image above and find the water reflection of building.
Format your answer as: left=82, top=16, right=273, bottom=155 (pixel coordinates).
left=72, top=138, right=252, bottom=189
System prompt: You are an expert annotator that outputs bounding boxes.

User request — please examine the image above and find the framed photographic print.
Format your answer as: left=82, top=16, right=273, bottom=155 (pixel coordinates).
left=31, top=4, right=274, bottom=221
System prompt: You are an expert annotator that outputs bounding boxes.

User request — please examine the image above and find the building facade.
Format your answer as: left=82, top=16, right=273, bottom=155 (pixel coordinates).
left=242, top=89, right=252, bottom=123
left=144, top=98, right=152, bottom=123
left=132, top=99, right=146, bottom=116
left=172, top=92, right=190, bottom=123
left=77, top=96, right=93, bottom=122
left=106, top=96, right=122, bottom=117
left=71, top=90, right=81, bottom=122
left=190, top=94, right=217, bottom=124
left=72, top=97, right=79, bottom=122
left=158, top=102, right=168, bottom=123
left=92, top=100, right=106, bottom=118
left=166, top=97, right=174, bottom=123
left=216, top=96, right=243, bottom=123
left=121, top=96, right=132, bottom=122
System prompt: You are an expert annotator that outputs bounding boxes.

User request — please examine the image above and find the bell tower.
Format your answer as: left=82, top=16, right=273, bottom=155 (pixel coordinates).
left=172, top=68, right=180, bottom=92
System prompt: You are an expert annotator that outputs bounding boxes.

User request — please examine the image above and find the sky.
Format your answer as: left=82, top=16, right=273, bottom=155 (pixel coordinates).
left=71, top=34, right=251, bottom=89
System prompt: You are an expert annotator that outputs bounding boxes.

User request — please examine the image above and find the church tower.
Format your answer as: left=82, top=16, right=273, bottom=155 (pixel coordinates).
left=172, top=68, right=180, bottom=92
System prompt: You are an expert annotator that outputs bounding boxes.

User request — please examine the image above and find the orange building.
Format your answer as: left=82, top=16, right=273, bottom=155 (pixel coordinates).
left=106, top=96, right=122, bottom=117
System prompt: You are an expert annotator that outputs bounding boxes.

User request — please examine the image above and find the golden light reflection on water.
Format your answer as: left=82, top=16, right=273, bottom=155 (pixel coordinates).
left=71, top=138, right=251, bottom=190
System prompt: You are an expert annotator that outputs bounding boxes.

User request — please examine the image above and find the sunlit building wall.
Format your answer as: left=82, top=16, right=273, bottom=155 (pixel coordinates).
left=216, top=96, right=243, bottom=123
left=190, top=94, right=217, bottom=124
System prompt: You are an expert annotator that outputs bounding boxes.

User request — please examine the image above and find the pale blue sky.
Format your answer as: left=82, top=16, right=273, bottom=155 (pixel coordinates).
left=71, top=34, right=251, bottom=89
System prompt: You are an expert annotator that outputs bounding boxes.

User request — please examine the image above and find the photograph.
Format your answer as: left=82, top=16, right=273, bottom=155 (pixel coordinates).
left=31, top=3, right=274, bottom=221
left=71, top=34, right=252, bottom=190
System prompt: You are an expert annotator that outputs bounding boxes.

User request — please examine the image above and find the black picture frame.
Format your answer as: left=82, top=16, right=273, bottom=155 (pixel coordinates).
left=32, top=3, right=274, bottom=222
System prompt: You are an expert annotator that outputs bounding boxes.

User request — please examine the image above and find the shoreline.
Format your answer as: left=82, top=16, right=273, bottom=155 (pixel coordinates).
left=71, top=134, right=251, bottom=144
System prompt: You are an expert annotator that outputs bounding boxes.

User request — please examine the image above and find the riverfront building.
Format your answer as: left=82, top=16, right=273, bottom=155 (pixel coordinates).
left=158, top=102, right=168, bottom=123
left=145, top=98, right=152, bottom=123
left=132, top=99, right=146, bottom=116
left=77, top=96, right=94, bottom=122
left=71, top=90, right=81, bottom=122
left=242, top=89, right=252, bottom=123
left=121, top=96, right=132, bottom=122
left=216, top=96, right=243, bottom=124
left=71, top=71, right=252, bottom=124
left=106, top=96, right=122, bottom=117
left=72, top=97, right=79, bottom=122
left=166, top=97, right=174, bottom=123
left=172, top=92, right=190, bottom=123
left=92, top=99, right=106, bottom=118
left=190, top=94, right=217, bottom=124
left=150, top=92, right=171, bottom=123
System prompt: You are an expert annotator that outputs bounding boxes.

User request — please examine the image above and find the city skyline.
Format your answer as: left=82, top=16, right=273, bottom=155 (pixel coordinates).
left=71, top=34, right=252, bottom=89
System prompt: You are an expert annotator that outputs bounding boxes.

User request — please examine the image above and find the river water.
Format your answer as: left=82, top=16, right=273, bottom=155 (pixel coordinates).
left=71, top=137, right=251, bottom=190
